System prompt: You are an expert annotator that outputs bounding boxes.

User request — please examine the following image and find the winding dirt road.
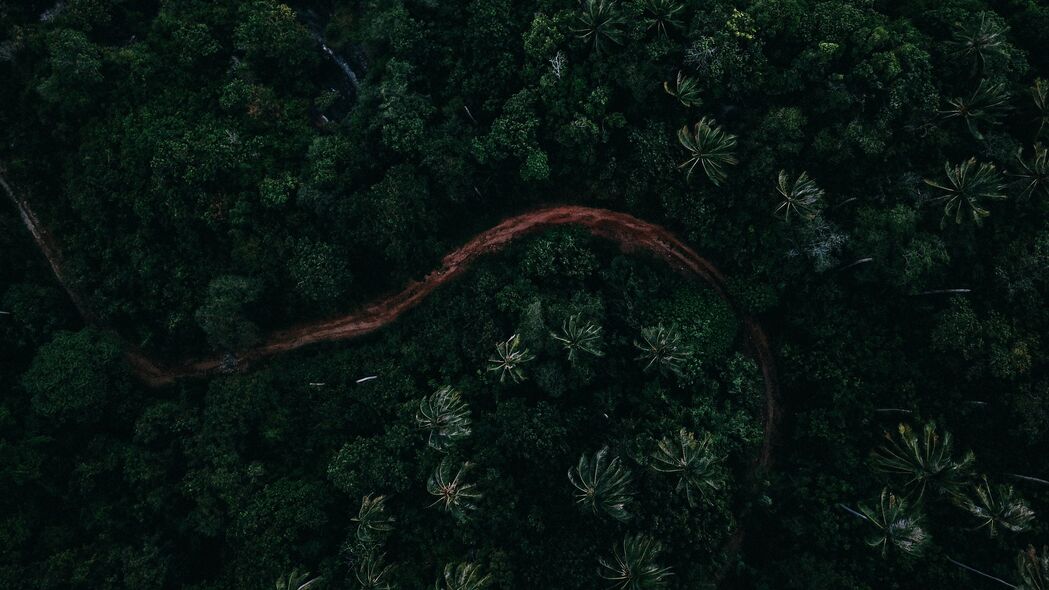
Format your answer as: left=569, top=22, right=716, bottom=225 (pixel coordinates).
left=5, top=174, right=780, bottom=574
left=4, top=174, right=779, bottom=461
left=4, top=174, right=779, bottom=465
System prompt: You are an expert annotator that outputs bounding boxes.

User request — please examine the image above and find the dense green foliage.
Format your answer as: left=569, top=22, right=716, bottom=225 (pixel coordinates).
left=3, top=0, right=1049, bottom=587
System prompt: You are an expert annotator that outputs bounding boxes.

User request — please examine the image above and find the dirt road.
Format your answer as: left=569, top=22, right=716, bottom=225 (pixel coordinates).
left=5, top=179, right=781, bottom=575
left=3, top=182, right=780, bottom=464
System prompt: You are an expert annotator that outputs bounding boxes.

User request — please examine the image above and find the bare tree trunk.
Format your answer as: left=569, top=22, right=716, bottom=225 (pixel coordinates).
left=946, top=556, right=1016, bottom=588
left=1009, top=473, right=1049, bottom=486
left=836, top=257, right=874, bottom=272
left=838, top=503, right=869, bottom=521
left=913, top=288, right=972, bottom=296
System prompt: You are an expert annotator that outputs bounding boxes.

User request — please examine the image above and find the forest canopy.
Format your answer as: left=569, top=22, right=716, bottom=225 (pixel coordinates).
left=2, top=0, right=1049, bottom=588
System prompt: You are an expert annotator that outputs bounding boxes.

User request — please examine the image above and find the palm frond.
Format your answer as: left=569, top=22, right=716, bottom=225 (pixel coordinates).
left=487, top=334, right=535, bottom=383
left=651, top=428, right=726, bottom=506
left=871, top=422, right=975, bottom=499
left=940, top=79, right=1011, bottom=140
left=955, top=477, right=1035, bottom=536
left=948, top=12, right=1009, bottom=75
left=857, top=488, right=930, bottom=557
left=1031, top=79, right=1048, bottom=139
left=924, top=158, right=1007, bottom=226
left=574, top=0, right=625, bottom=54
left=352, top=494, right=395, bottom=546
left=355, top=552, right=396, bottom=590
left=774, top=170, right=824, bottom=222
left=663, top=71, right=702, bottom=108
left=1019, top=546, right=1049, bottom=590
left=275, top=569, right=322, bottom=590
left=634, top=324, right=691, bottom=377
left=416, top=386, right=472, bottom=451
left=677, top=117, right=738, bottom=185
left=598, top=534, right=673, bottom=589
left=550, top=314, right=604, bottom=361
left=434, top=562, right=491, bottom=590
left=1013, top=144, right=1049, bottom=200
left=640, top=0, right=685, bottom=40
left=568, top=446, right=634, bottom=522
left=427, top=459, right=481, bottom=519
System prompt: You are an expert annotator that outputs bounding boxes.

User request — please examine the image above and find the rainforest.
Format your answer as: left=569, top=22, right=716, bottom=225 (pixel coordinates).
left=2, top=0, right=1049, bottom=589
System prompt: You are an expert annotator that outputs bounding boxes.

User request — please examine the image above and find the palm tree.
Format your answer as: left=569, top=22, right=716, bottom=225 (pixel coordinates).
left=940, top=79, right=1011, bottom=140
left=274, top=569, right=322, bottom=590
left=434, top=562, right=491, bottom=590
left=634, top=324, right=691, bottom=377
left=352, top=494, right=395, bottom=546
left=774, top=170, right=824, bottom=222
left=427, top=459, right=482, bottom=518
left=1018, top=546, right=1049, bottom=590
left=568, top=446, right=634, bottom=522
left=846, top=488, right=929, bottom=557
left=955, top=477, right=1035, bottom=537
left=664, top=71, right=702, bottom=108
left=550, top=314, right=604, bottom=361
left=677, top=118, right=738, bottom=185
left=355, top=552, right=396, bottom=590
left=416, top=386, right=472, bottom=451
left=924, top=158, right=1007, bottom=226
left=870, top=422, right=975, bottom=499
left=574, top=0, right=625, bottom=54
left=640, top=0, right=685, bottom=39
left=1032, top=79, right=1048, bottom=139
left=598, top=534, right=673, bottom=589
left=487, top=334, right=535, bottom=383
left=651, top=428, right=726, bottom=506
left=949, top=12, right=1009, bottom=75
left=1014, top=145, right=1049, bottom=199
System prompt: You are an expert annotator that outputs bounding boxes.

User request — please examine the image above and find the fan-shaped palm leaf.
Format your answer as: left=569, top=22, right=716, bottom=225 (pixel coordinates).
left=275, top=569, right=321, bottom=590
left=551, top=314, right=604, bottom=361
left=416, top=386, right=472, bottom=451
left=598, top=534, right=673, bottom=589
left=634, top=324, right=691, bottom=377
left=352, top=494, right=395, bottom=546
left=924, top=158, right=1007, bottom=226
left=857, top=488, right=930, bottom=557
left=1019, top=546, right=1049, bottom=590
left=949, top=12, right=1009, bottom=75
left=664, top=71, right=702, bottom=108
left=427, top=459, right=481, bottom=519
left=940, top=79, right=1011, bottom=140
left=871, top=422, right=975, bottom=499
left=487, top=334, right=535, bottom=383
left=955, top=477, right=1035, bottom=536
left=568, top=446, right=634, bottom=522
left=355, top=552, right=396, bottom=590
left=677, top=118, right=738, bottom=185
left=640, top=0, right=685, bottom=40
left=574, top=0, right=625, bottom=54
left=651, top=428, right=726, bottom=506
left=1033, top=79, right=1048, bottom=140
left=434, top=562, right=491, bottom=590
left=774, top=170, right=824, bottom=222
left=1014, top=145, right=1049, bottom=199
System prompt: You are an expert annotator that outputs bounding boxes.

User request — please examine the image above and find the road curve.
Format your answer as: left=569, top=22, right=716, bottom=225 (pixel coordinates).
left=4, top=179, right=779, bottom=465
left=5, top=177, right=780, bottom=574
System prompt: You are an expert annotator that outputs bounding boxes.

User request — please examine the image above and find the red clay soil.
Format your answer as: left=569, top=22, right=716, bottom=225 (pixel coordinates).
left=5, top=175, right=780, bottom=570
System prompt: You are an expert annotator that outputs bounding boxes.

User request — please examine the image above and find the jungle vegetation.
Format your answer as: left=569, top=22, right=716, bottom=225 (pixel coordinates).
left=3, top=0, right=1049, bottom=588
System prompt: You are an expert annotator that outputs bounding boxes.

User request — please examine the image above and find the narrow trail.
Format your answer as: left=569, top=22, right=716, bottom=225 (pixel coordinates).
left=4, top=175, right=780, bottom=571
